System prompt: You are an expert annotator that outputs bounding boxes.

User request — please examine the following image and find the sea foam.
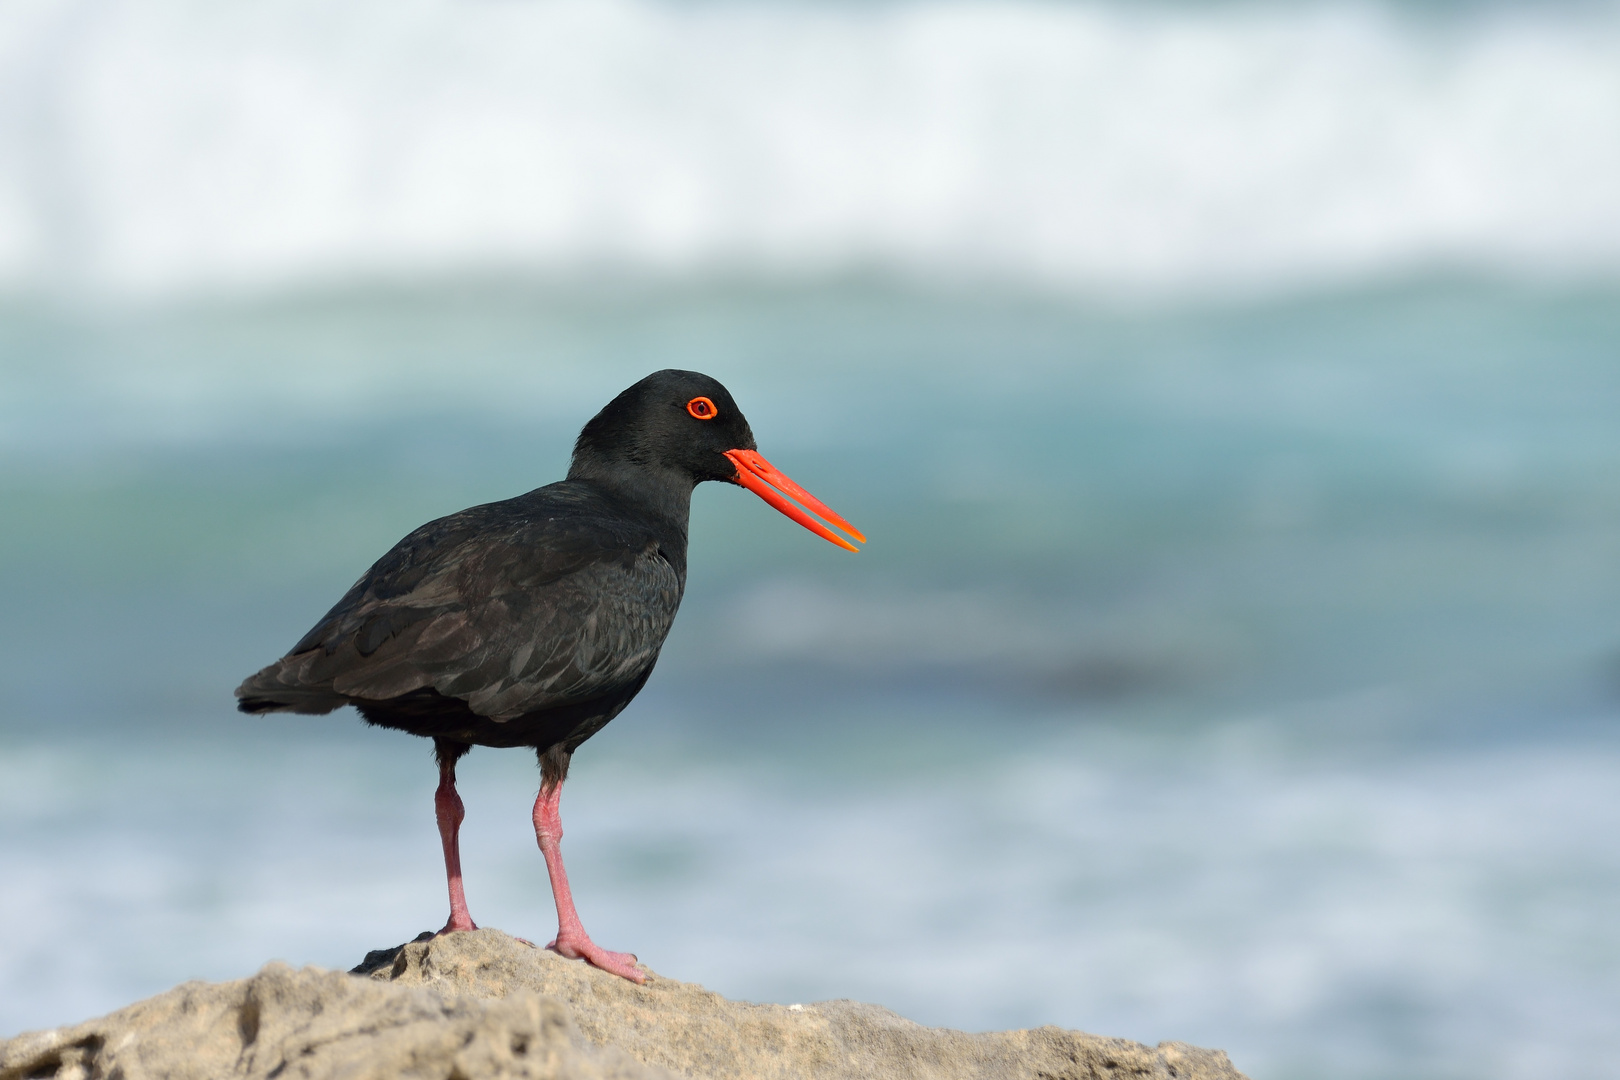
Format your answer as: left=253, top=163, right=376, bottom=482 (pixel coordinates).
left=1, top=0, right=1619, bottom=298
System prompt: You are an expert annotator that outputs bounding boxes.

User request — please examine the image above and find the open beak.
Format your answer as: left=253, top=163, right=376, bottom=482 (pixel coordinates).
left=724, top=449, right=866, bottom=553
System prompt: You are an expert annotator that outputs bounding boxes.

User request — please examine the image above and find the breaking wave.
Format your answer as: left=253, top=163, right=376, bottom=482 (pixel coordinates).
left=2, top=0, right=1619, bottom=298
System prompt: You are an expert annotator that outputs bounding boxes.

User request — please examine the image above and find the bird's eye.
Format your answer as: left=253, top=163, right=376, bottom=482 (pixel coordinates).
left=686, top=396, right=718, bottom=420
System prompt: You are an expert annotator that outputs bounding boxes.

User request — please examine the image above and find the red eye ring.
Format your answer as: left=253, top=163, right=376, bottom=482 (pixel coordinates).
left=686, top=396, right=718, bottom=420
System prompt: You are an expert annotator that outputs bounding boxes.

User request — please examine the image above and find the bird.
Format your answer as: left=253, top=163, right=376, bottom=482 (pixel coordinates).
left=236, top=370, right=863, bottom=983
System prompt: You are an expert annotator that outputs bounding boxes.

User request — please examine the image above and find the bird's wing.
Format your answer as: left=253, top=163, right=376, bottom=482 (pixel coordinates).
left=237, top=496, right=683, bottom=719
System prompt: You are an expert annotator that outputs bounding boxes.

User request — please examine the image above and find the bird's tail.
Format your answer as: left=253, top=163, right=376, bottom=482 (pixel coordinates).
left=235, top=657, right=348, bottom=715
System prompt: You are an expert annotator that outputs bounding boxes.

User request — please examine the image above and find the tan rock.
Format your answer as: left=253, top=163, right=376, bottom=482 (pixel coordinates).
left=0, top=961, right=664, bottom=1080
left=2, top=929, right=1248, bottom=1080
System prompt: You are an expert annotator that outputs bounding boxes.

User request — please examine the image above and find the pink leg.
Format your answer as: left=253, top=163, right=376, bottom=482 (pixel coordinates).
left=435, top=755, right=478, bottom=935
left=533, top=782, right=644, bottom=983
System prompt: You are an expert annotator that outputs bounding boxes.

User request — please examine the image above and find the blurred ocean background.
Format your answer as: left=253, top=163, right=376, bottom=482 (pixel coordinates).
left=3, top=0, right=1620, bottom=1077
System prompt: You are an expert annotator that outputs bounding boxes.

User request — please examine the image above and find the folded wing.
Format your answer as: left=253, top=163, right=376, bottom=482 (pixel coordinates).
left=236, top=494, right=683, bottom=721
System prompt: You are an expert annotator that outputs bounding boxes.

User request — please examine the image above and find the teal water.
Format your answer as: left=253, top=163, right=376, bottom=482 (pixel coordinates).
left=2, top=280, right=1619, bottom=1078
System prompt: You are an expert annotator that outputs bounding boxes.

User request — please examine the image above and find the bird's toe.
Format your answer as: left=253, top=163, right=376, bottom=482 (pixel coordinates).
left=549, top=935, right=646, bottom=983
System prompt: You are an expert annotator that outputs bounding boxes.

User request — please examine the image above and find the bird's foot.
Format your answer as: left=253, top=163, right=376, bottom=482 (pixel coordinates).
left=436, top=915, right=479, bottom=936
left=548, top=934, right=645, bottom=983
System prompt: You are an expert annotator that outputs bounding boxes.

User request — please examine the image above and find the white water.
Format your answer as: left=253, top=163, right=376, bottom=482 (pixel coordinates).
left=2, top=0, right=1620, bottom=297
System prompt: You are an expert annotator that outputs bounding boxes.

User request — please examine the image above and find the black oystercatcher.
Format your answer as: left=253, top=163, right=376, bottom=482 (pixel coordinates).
left=236, top=370, right=863, bottom=983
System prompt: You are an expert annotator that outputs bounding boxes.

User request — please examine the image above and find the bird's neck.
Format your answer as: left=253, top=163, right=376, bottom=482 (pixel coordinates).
left=566, top=457, right=694, bottom=539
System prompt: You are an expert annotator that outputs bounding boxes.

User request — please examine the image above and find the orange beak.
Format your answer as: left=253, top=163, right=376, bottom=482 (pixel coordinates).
left=724, top=449, right=866, bottom=553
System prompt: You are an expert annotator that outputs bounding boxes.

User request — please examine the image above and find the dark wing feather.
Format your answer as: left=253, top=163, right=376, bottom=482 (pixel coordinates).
left=236, top=486, right=684, bottom=720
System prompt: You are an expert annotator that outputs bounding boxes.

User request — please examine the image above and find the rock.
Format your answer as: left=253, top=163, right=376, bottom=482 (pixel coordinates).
left=0, top=957, right=663, bottom=1080
left=1, top=929, right=1249, bottom=1080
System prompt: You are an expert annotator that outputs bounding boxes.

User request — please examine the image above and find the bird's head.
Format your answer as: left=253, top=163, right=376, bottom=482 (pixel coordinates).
left=570, top=370, right=864, bottom=552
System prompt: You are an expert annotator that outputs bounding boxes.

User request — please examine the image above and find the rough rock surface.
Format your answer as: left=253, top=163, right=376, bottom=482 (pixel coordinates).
left=2, top=929, right=1249, bottom=1080
left=0, top=958, right=662, bottom=1080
